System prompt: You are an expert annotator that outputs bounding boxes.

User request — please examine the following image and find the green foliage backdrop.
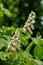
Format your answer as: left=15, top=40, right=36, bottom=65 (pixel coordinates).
left=0, top=0, right=43, bottom=65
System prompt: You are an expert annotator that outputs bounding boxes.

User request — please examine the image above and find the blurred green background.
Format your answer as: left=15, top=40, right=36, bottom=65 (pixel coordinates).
left=0, top=0, right=43, bottom=36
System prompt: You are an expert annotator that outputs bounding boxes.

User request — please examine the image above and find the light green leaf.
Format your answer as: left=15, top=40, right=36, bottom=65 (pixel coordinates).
left=3, top=8, right=12, bottom=17
left=0, top=51, right=12, bottom=59
left=25, top=59, right=43, bottom=65
left=32, top=37, right=43, bottom=46
left=26, top=42, right=33, bottom=52
left=0, top=35, right=11, bottom=49
left=34, top=45, right=43, bottom=60
left=20, top=33, right=28, bottom=46
left=0, top=8, right=3, bottom=18
left=21, top=38, right=28, bottom=46
left=18, top=51, right=33, bottom=61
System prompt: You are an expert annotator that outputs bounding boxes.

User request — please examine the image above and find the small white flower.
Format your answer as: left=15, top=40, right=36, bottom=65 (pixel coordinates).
left=25, top=22, right=28, bottom=25
left=29, top=29, right=33, bottom=34
left=31, top=25, right=34, bottom=30
left=23, top=28, right=27, bottom=32
left=11, top=47, right=16, bottom=51
left=11, top=42, right=16, bottom=47
left=11, top=40, right=14, bottom=43
left=8, top=42, right=11, bottom=45
left=12, top=37, right=14, bottom=40
left=24, top=25, right=27, bottom=28
left=7, top=45, right=12, bottom=50
left=16, top=35, right=20, bottom=38
left=29, top=11, right=36, bottom=19
left=31, top=19, right=35, bottom=24
left=17, top=40, right=21, bottom=43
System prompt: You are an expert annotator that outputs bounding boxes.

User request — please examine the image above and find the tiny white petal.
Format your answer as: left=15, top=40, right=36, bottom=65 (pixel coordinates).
left=12, top=37, right=14, bottom=40
left=23, top=28, right=27, bottom=32
left=31, top=25, right=34, bottom=30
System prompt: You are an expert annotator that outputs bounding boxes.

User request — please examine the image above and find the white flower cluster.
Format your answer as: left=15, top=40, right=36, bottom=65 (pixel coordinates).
left=23, top=11, right=36, bottom=34
left=7, top=29, right=21, bottom=51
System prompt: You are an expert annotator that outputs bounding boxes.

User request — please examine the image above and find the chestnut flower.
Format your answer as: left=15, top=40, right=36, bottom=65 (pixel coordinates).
left=23, top=11, right=36, bottom=34
left=7, top=29, right=21, bottom=51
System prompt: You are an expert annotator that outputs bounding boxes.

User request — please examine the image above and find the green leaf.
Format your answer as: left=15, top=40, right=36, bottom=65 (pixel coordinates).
left=34, top=45, right=43, bottom=60
left=0, top=51, right=12, bottom=59
left=22, top=51, right=33, bottom=59
left=0, top=8, right=3, bottom=18
left=26, top=32, right=31, bottom=39
left=0, top=35, right=11, bottom=49
left=32, top=38, right=38, bottom=44
left=0, top=3, right=3, bottom=8
left=0, top=37, right=7, bottom=49
left=20, top=33, right=28, bottom=46
left=32, top=37, right=43, bottom=46
left=21, top=38, right=28, bottom=46
left=25, top=59, right=43, bottom=65
left=18, top=51, right=33, bottom=61
left=0, top=26, right=15, bottom=36
left=26, top=42, right=33, bottom=52
left=3, top=8, right=12, bottom=17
